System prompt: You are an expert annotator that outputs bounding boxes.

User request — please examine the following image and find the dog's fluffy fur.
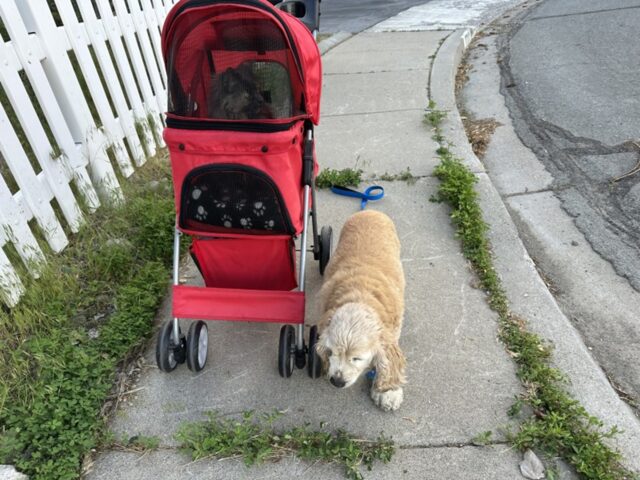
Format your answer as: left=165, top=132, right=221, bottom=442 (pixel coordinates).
left=316, top=210, right=406, bottom=411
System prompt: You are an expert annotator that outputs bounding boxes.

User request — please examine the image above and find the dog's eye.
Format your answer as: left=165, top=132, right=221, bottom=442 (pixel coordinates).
left=327, top=349, right=333, bottom=357
left=351, top=357, right=362, bottom=363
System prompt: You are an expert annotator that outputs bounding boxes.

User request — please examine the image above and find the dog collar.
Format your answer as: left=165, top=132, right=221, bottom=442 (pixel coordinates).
left=366, top=369, right=377, bottom=380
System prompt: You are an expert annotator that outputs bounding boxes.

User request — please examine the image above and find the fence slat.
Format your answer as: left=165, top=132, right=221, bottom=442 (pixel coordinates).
left=140, top=0, right=167, bottom=86
left=0, top=245, right=24, bottom=307
left=0, top=107, right=68, bottom=253
left=73, top=2, right=150, bottom=167
left=94, top=0, right=157, bottom=158
left=128, top=0, right=167, bottom=114
left=109, top=0, right=164, bottom=146
left=0, top=45, right=85, bottom=232
left=0, top=180, right=45, bottom=268
left=151, top=0, right=170, bottom=31
left=0, top=1, right=122, bottom=202
left=53, top=0, right=146, bottom=169
left=20, top=0, right=136, bottom=181
left=35, top=0, right=136, bottom=178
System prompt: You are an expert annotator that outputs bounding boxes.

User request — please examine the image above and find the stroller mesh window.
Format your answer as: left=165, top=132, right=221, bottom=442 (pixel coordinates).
left=167, top=8, right=304, bottom=120
left=181, top=165, right=293, bottom=234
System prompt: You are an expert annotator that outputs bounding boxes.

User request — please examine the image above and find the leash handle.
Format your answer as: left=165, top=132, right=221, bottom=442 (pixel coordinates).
left=330, top=185, right=384, bottom=210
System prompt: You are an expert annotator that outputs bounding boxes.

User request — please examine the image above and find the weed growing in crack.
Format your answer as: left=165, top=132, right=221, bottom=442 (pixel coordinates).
left=378, top=168, right=417, bottom=185
left=176, top=411, right=394, bottom=480
left=315, top=167, right=363, bottom=189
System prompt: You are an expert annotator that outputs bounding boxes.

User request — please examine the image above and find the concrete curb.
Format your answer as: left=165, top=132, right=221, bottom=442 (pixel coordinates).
left=429, top=28, right=483, bottom=174
left=429, top=28, right=640, bottom=472
left=317, top=31, right=353, bottom=55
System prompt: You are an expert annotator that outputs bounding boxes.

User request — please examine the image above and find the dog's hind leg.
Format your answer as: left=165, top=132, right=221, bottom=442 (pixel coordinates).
left=371, top=341, right=406, bottom=411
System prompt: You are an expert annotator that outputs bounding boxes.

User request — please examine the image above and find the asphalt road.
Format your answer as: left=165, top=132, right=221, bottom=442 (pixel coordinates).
left=319, top=0, right=432, bottom=32
left=500, top=0, right=640, bottom=292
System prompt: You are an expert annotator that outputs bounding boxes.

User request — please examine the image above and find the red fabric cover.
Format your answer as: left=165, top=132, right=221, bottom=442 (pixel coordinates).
left=165, top=121, right=312, bottom=235
left=190, top=236, right=297, bottom=290
left=173, top=285, right=304, bottom=323
left=162, top=0, right=321, bottom=124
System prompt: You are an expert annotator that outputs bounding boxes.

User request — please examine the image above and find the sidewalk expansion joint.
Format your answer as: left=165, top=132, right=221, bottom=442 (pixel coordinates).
left=502, top=183, right=573, bottom=199
left=323, top=68, right=429, bottom=76
left=323, top=108, right=425, bottom=118
left=398, top=441, right=510, bottom=450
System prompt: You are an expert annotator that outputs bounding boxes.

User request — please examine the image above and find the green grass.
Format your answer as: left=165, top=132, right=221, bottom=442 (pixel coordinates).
left=177, top=411, right=394, bottom=480
left=0, top=154, right=175, bottom=480
left=315, top=167, right=363, bottom=189
left=428, top=103, right=636, bottom=480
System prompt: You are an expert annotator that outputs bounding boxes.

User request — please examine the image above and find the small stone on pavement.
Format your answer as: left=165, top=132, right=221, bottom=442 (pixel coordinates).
left=0, top=465, right=28, bottom=480
left=519, top=449, right=545, bottom=480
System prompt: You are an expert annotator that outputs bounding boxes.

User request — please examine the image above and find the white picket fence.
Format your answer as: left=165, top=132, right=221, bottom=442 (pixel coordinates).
left=0, top=0, right=177, bottom=307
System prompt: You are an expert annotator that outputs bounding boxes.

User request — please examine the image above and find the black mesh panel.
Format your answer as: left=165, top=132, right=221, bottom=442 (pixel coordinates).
left=181, top=165, right=293, bottom=234
left=167, top=10, right=303, bottom=120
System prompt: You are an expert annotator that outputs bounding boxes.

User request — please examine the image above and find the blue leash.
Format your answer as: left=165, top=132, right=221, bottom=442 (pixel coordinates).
left=330, top=185, right=385, bottom=210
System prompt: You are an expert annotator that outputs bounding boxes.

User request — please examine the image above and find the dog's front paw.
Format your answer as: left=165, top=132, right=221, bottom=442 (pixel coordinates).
left=371, top=387, right=403, bottom=411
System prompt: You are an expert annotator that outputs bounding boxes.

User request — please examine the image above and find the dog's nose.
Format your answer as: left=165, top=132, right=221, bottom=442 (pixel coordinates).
left=330, top=376, right=346, bottom=388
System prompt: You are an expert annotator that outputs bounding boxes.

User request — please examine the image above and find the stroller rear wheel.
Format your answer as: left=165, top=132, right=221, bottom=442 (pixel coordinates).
left=307, top=325, right=322, bottom=379
left=156, top=320, right=186, bottom=372
left=318, top=225, right=332, bottom=275
left=278, top=325, right=295, bottom=377
left=186, top=321, right=209, bottom=372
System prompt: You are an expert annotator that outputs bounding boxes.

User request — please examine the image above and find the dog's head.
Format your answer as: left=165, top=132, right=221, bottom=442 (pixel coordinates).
left=315, top=303, right=382, bottom=389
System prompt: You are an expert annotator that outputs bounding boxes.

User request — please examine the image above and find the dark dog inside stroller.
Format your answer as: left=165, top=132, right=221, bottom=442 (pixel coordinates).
left=156, top=0, right=330, bottom=378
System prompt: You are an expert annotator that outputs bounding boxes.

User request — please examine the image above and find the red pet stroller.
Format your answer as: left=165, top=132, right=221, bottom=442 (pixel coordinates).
left=156, top=0, right=331, bottom=378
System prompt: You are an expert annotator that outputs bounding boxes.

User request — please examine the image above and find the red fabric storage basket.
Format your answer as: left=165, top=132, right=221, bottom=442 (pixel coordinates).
left=172, top=285, right=304, bottom=324
left=165, top=123, right=314, bottom=235
left=190, top=236, right=297, bottom=291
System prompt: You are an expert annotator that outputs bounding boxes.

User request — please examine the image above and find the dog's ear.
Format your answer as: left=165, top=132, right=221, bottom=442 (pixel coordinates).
left=315, top=339, right=330, bottom=367
left=372, top=341, right=407, bottom=391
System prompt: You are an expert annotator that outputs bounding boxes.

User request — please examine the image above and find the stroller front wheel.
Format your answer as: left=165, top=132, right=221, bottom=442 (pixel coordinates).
left=156, top=320, right=186, bottom=372
left=307, top=325, right=322, bottom=379
left=187, top=321, right=209, bottom=372
left=278, top=325, right=295, bottom=377
left=318, top=225, right=332, bottom=275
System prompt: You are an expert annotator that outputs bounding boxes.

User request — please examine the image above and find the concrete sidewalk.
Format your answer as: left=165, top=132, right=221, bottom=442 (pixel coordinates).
left=85, top=13, right=639, bottom=480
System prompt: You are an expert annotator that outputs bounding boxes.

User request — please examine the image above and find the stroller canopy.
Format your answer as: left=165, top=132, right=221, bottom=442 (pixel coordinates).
left=162, top=0, right=322, bottom=125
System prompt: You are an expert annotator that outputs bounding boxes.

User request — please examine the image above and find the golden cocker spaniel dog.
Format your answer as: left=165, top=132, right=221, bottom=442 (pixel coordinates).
left=316, top=210, right=406, bottom=411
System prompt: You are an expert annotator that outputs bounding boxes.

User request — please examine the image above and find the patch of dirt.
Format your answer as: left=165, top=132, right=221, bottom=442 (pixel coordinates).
left=461, top=116, right=502, bottom=158
left=455, top=57, right=471, bottom=94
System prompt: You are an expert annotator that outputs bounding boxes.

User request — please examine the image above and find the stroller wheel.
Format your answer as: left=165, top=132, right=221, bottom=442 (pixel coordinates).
left=307, top=325, right=322, bottom=379
left=186, top=321, right=208, bottom=372
left=156, top=321, right=185, bottom=372
left=318, top=226, right=332, bottom=276
left=278, top=325, right=295, bottom=378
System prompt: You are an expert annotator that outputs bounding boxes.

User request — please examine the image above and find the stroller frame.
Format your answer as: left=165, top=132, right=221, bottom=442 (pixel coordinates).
left=169, top=128, right=319, bottom=357
left=156, top=0, right=329, bottom=378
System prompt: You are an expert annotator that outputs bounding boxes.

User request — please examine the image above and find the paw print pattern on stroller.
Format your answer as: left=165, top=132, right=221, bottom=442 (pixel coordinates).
left=157, top=0, right=330, bottom=378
